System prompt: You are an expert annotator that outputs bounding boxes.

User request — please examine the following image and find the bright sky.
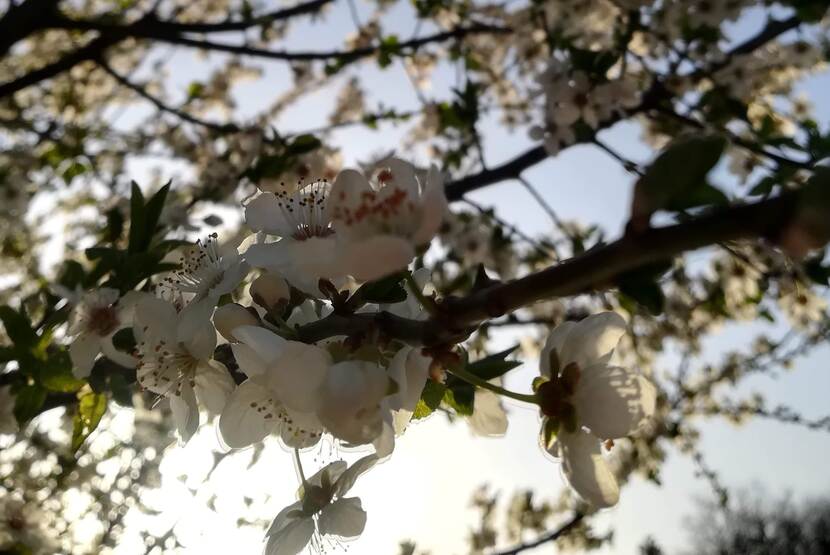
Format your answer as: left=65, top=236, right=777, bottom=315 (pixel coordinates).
left=98, top=2, right=830, bottom=554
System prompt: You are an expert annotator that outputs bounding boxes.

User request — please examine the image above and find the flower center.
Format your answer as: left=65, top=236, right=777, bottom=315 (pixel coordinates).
left=88, top=305, right=120, bottom=336
left=170, top=233, right=226, bottom=295
left=275, top=181, right=334, bottom=241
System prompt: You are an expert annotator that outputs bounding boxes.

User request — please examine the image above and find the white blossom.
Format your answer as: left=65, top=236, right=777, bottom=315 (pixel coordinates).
left=264, top=456, right=377, bottom=555
left=328, top=158, right=447, bottom=281
left=244, top=181, right=342, bottom=294
left=168, top=234, right=249, bottom=301
left=67, top=288, right=144, bottom=378
left=536, top=312, right=656, bottom=507
left=219, top=325, right=330, bottom=449
left=134, top=297, right=235, bottom=442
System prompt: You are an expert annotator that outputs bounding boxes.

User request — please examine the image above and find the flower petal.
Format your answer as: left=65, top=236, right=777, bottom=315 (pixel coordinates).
left=560, top=430, right=619, bottom=508
left=233, top=325, right=286, bottom=364
left=560, top=312, right=627, bottom=369
left=267, top=341, right=331, bottom=413
left=468, top=389, right=508, bottom=437
left=178, top=298, right=217, bottom=360
left=334, top=455, right=378, bottom=497
left=134, top=297, right=177, bottom=341
left=337, top=235, right=415, bottom=282
left=413, top=165, right=447, bottom=245
left=219, top=380, right=280, bottom=449
left=245, top=193, right=291, bottom=236
left=317, top=497, right=367, bottom=539
left=265, top=500, right=304, bottom=537
left=170, top=383, right=200, bottom=443
left=264, top=515, right=314, bottom=555
left=573, top=364, right=657, bottom=439
left=231, top=343, right=267, bottom=378
left=70, top=333, right=101, bottom=379
left=194, top=360, right=235, bottom=413
left=540, top=321, right=576, bottom=377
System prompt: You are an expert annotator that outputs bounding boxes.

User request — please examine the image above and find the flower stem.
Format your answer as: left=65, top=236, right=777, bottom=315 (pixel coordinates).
left=447, top=365, right=538, bottom=405
left=294, top=449, right=307, bottom=486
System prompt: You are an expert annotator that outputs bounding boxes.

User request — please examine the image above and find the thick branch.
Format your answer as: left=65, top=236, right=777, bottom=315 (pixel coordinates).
left=0, top=0, right=60, bottom=56
left=295, top=185, right=811, bottom=347
left=0, top=34, right=120, bottom=98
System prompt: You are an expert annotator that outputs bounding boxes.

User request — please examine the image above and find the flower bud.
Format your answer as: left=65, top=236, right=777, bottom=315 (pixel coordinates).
left=214, top=303, right=260, bottom=343
left=250, top=273, right=290, bottom=310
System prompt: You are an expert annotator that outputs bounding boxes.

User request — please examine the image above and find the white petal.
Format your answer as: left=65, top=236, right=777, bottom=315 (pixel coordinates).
left=219, top=381, right=279, bottom=448
left=264, top=516, right=314, bottom=555
left=194, top=360, right=235, bottom=413
left=334, top=455, right=378, bottom=497
left=317, top=497, right=367, bottom=539
left=306, top=460, right=347, bottom=489
left=560, top=430, right=619, bottom=508
left=280, top=406, right=324, bottom=449
left=412, top=165, right=447, bottom=245
left=330, top=169, right=373, bottom=210
left=468, top=389, right=508, bottom=437
left=233, top=325, right=286, bottom=363
left=134, top=297, right=177, bottom=340
left=379, top=158, right=419, bottom=196
left=265, top=500, right=304, bottom=537
left=540, top=320, right=576, bottom=377
left=245, top=193, right=290, bottom=236
left=574, top=365, right=656, bottom=439
left=70, top=333, right=101, bottom=379
left=171, top=384, right=200, bottom=443
left=337, top=235, right=415, bottom=282
left=560, top=312, right=627, bottom=369
left=231, top=343, right=268, bottom=377
left=178, top=298, right=218, bottom=360
left=268, top=342, right=331, bottom=413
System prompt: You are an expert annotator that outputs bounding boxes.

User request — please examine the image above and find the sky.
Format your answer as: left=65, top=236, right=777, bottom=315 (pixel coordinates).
left=87, top=1, right=830, bottom=554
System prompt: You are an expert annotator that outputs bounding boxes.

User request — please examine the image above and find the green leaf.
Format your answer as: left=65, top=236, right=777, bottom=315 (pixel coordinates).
left=72, top=392, right=108, bottom=452
left=286, top=134, right=321, bottom=155
left=616, top=261, right=671, bottom=315
left=466, top=345, right=522, bottom=381
left=632, top=134, right=727, bottom=220
left=38, top=350, right=85, bottom=392
left=412, top=380, right=446, bottom=419
left=663, top=182, right=729, bottom=211
left=127, top=181, right=146, bottom=254
left=141, top=183, right=171, bottom=250
left=0, top=305, right=38, bottom=349
left=353, top=272, right=408, bottom=304
left=13, top=384, right=47, bottom=423
left=443, top=384, right=474, bottom=416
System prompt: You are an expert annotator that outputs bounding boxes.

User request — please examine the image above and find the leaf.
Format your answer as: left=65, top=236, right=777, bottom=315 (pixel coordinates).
left=663, top=182, right=729, bottom=211
left=72, top=391, right=108, bottom=452
left=412, top=380, right=446, bottom=420
left=286, top=134, right=321, bottom=155
left=804, top=255, right=830, bottom=286
left=37, top=350, right=85, bottom=393
left=127, top=181, right=146, bottom=254
left=0, top=305, right=38, bottom=349
left=466, top=345, right=522, bottom=381
left=632, top=134, right=727, bottom=221
left=443, top=385, right=474, bottom=416
left=13, top=384, right=47, bottom=423
left=141, top=182, right=171, bottom=250
left=616, top=261, right=672, bottom=315
left=353, top=272, right=408, bottom=304
left=111, top=328, right=136, bottom=353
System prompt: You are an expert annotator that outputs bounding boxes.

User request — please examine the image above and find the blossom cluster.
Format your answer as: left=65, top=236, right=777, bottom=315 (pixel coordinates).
left=17, top=157, right=663, bottom=553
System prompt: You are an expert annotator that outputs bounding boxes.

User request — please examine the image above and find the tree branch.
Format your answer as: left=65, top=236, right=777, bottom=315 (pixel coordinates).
left=491, top=512, right=585, bottom=555
left=97, top=60, right=241, bottom=133
left=291, top=184, right=815, bottom=348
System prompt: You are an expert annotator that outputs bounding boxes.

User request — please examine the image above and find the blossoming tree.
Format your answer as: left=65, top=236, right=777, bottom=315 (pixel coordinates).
left=1, top=0, right=829, bottom=553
